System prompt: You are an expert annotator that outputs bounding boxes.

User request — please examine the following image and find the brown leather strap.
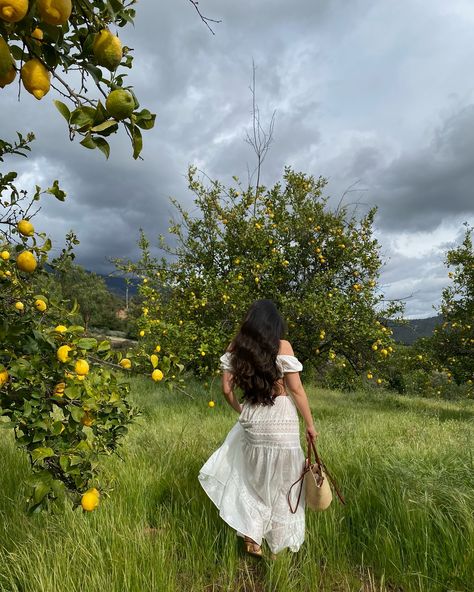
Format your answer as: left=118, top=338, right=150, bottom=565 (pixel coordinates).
left=287, top=460, right=309, bottom=514
left=287, top=439, right=346, bottom=513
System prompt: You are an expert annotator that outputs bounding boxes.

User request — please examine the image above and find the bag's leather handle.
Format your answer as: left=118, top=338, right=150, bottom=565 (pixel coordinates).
left=287, top=439, right=346, bottom=514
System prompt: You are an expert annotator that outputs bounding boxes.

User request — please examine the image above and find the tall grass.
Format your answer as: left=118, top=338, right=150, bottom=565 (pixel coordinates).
left=1, top=378, right=473, bottom=591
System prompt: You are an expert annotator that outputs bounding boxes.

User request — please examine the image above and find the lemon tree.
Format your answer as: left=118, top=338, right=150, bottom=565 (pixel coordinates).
left=117, top=166, right=403, bottom=388
left=429, top=226, right=474, bottom=389
left=0, top=136, right=138, bottom=512
left=0, top=0, right=155, bottom=158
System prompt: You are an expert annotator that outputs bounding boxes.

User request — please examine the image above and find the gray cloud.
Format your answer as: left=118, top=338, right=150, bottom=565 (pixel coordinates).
left=2, top=0, right=474, bottom=317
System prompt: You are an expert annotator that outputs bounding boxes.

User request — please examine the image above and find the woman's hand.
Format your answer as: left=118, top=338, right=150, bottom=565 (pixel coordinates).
left=306, top=424, right=319, bottom=442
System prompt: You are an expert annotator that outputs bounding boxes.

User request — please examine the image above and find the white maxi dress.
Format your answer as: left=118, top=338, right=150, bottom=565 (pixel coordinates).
left=198, top=353, right=306, bottom=554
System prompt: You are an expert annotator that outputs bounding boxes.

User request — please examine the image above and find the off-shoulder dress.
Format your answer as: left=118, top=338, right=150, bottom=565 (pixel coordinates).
left=198, top=352, right=306, bottom=554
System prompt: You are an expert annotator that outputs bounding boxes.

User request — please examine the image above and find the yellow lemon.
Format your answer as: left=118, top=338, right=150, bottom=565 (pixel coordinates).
left=208, top=401, right=215, bottom=408
left=81, top=490, right=99, bottom=511
left=75, top=359, right=89, bottom=376
left=14, top=301, right=24, bottom=311
left=139, top=330, right=145, bottom=337
left=0, top=64, right=16, bottom=88
left=54, top=325, right=67, bottom=333
left=377, top=378, right=382, bottom=385
left=0, top=35, right=14, bottom=77
left=31, top=27, right=43, bottom=44
left=119, top=358, right=131, bottom=369
left=53, top=382, right=65, bottom=396
left=0, top=369, right=9, bottom=387
left=16, top=251, right=37, bottom=272
left=0, top=250, right=10, bottom=260
left=37, top=0, right=71, bottom=25
left=380, top=348, right=388, bottom=357
left=21, top=58, right=51, bottom=100
left=0, top=0, right=28, bottom=22
left=154, top=345, right=161, bottom=353
left=34, top=298, right=47, bottom=312
left=81, top=411, right=94, bottom=426
left=105, top=88, right=134, bottom=120
left=367, top=373, right=373, bottom=380
left=17, top=219, right=34, bottom=236
left=57, top=344, right=71, bottom=363
left=93, top=29, right=122, bottom=70
left=151, top=369, right=163, bottom=382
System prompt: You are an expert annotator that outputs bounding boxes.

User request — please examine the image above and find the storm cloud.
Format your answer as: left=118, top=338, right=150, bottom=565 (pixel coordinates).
left=1, top=0, right=473, bottom=317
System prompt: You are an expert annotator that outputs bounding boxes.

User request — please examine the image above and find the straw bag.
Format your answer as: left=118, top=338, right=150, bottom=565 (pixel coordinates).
left=287, top=440, right=345, bottom=513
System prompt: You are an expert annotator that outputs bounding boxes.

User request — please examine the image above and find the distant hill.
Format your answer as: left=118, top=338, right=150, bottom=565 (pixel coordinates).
left=387, top=315, right=443, bottom=345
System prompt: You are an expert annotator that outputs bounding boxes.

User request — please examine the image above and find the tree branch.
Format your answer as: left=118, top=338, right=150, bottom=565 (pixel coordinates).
left=187, top=0, right=222, bottom=35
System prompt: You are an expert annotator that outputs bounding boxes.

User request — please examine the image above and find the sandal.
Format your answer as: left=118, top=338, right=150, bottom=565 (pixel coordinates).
left=243, top=536, right=263, bottom=558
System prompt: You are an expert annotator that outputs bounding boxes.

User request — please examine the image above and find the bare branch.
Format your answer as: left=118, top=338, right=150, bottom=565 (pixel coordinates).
left=187, top=0, right=222, bottom=35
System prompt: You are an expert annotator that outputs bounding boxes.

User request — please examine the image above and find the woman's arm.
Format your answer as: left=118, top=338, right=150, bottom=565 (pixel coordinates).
left=222, top=371, right=242, bottom=413
left=284, top=372, right=317, bottom=438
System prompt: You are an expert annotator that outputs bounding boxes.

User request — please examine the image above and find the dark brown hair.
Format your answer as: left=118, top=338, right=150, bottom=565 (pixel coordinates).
left=229, top=299, right=287, bottom=405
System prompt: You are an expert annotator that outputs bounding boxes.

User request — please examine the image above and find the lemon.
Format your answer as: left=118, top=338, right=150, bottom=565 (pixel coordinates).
left=17, top=219, right=34, bottom=236
left=0, top=65, right=15, bottom=88
left=81, top=411, right=94, bottom=426
left=16, top=250, right=37, bottom=272
left=0, top=250, right=10, bottom=260
left=14, top=301, right=24, bottom=311
left=154, top=345, right=161, bottom=353
left=75, top=359, right=89, bottom=376
left=139, top=330, right=145, bottom=337
left=150, top=354, right=158, bottom=367
left=93, top=29, right=122, bottom=70
left=0, top=369, right=9, bottom=387
left=208, top=401, right=215, bottom=408
left=21, top=58, right=50, bottom=100
left=0, top=0, right=28, bottom=23
left=57, top=344, right=71, bottom=363
left=53, top=382, right=65, bottom=396
left=54, top=325, right=67, bottom=333
left=105, top=88, right=134, bottom=120
left=367, top=373, right=373, bottom=380
left=31, top=27, right=43, bottom=44
left=119, top=358, right=131, bottom=369
left=37, top=0, right=71, bottom=25
left=151, top=369, right=163, bottom=382
left=81, top=490, right=99, bottom=511
left=0, top=35, right=14, bottom=77
left=35, top=298, right=47, bottom=312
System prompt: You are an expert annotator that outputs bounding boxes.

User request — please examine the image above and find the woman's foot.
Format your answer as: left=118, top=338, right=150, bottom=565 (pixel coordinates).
left=243, top=536, right=263, bottom=558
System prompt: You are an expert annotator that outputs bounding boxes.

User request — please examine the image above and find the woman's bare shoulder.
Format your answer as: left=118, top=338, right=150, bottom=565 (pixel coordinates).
left=278, top=339, right=294, bottom=355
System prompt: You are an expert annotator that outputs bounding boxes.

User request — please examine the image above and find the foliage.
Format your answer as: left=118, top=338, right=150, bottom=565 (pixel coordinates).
left=0, top=0, right=155, bottom=158
left=116, top=166, right=403, bottom=386
left=0, top=136, right=138, bottom=511
left=429, top=226, right=474, bottom=386
left=34, top=260, right=126, bottom=331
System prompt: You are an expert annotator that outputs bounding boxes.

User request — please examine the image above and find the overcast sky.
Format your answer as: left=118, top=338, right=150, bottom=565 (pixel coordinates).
left=2, top=0, right=474, bottom=318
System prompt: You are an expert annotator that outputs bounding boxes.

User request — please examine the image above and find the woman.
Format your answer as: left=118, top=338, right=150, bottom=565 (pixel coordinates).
left=198, top=299, right=318, bottom=557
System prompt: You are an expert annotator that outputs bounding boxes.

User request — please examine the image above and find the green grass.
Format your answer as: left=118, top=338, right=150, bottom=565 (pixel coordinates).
left=1, top=378, right=474, bottom=592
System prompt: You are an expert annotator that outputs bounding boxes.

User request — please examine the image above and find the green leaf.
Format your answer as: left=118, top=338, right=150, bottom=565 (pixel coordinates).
left=97, top=340, right=111, bottom=353
left=90, top=120, right=118, bottom=135
left=132, top=126, right=143, bottom=160
left=68, top=406, right=84, bottom=423
left=31, top=447, right=55, bottom=462
left=77, top=338, right=97, bottom=350
left=94, top=137, right=110, bottom=159
left=59, top=455, right=70, bottom=472
left=70, top=107, right=96, bottom=128
left=53, top=100, right=71, bottom=122
left=33, top=482, right=51, bottom=504
left=47, top=180, right=66, bottom=201
left=80, top=134, right=97, bottom=150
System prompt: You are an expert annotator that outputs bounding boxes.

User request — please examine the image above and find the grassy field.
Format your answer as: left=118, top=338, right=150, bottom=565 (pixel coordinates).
left=1, top=378, right=474, bottom=592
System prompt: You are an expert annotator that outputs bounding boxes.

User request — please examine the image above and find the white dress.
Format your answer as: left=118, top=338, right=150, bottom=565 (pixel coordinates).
left=198, top=353, right=306, bottom=554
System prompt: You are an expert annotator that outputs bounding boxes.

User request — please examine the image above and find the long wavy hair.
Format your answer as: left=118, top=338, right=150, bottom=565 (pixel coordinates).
left=229, top=300, right=287, bottom=406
